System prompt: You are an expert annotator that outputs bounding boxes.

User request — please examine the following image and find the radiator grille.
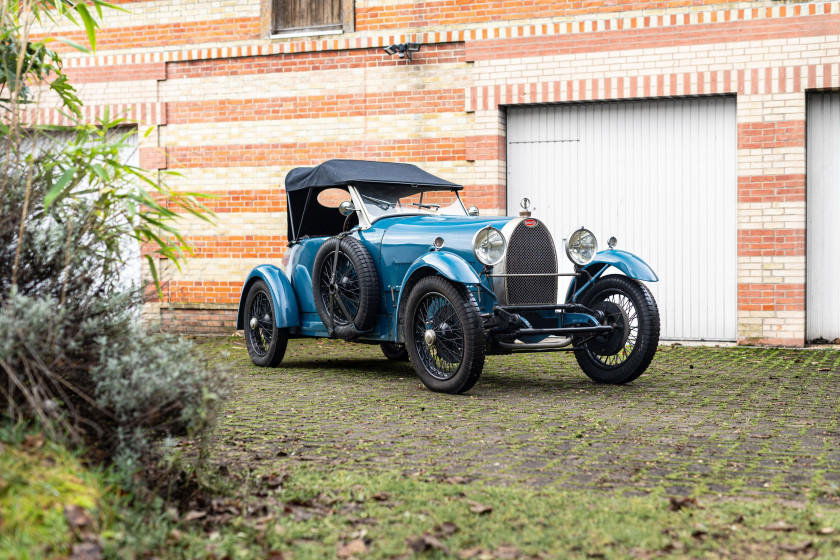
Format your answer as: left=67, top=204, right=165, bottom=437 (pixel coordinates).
left=505, top=221, right=558, bottom=305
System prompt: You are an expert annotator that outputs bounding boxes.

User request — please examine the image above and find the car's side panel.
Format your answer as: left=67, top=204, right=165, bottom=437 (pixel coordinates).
left=237, top=265, right=301, bottom=329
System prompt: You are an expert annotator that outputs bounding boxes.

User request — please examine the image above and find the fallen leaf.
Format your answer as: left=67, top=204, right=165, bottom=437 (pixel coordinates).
left=265, top=552, right=286, bottom=560
left=468, top=501, right=493, bottom=515
left=337, top=538, right=367, bottom=558
left=779, top=540, right=813, bottom=553
left=819, top=367, right=831, bottom=372
left=751, top=434, right=772, bottom=439
left=764, top=520, right=796, bottom=531
left=371, top=492, right=390, bottom=501
left=166, top=529, right=183, bottom=543
left=668, top=496, right=699, bottom=511
left=71, top=542, right=102, bottom=560
left=63, top=505, right=92, bottom=529
left=494, top=544, right=521, bottom=559
left=459, top=548, right=485, bottom=559
left=407, top=534, right=449, bottom=554
left=819, top=527, right=836, bottom=535
left=23, top=433, right=44, bottom=449
left=443, top=476, right=471, bottom=484
left=691, top=524, right=708, bottom=538
left=182, top=510, right=207, bottom=523
left=435, top=521, right=459, bottom=537
left=263, top=473, right=287, bottom=489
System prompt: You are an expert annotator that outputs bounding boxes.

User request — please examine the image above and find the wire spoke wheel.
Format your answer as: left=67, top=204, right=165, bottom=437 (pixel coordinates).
left=574, top=275, right=660, bottom=384
left=248, top=291, right=273, bottom=357
left=413, top=291, right=465, bottom=380
left=586, top=292, right=639, bottom=367
left=312, top=236, right=380, bottom=341
left=404, top=276, right=485, bottom=393
left=319, top=252, right=361, bottom=326
left=243, top=279, right=288, bottom=367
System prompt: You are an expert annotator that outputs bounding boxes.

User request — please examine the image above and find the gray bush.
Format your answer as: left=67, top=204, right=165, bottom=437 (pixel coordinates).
left=0, top=132, right=229, bottom=477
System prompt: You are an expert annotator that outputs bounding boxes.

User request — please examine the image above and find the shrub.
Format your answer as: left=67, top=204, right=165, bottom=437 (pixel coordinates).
left=0, top=1, right=229, bottom=480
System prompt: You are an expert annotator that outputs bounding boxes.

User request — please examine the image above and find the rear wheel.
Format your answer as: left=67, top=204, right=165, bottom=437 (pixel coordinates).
left=244, top=280, right=288, bottom=367
left=405, top=276, right=485, bottom=394
left=574, top=275, right=659, bottom=384
left=380, top=342, right=409, bottom=361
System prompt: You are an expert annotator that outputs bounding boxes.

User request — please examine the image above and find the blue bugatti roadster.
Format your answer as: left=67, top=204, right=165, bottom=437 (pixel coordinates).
left=238, top=159, right=660, bottom=394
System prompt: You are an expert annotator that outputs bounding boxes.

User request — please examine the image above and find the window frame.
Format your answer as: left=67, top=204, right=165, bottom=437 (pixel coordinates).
left=266, top=0, right=354, bottom=38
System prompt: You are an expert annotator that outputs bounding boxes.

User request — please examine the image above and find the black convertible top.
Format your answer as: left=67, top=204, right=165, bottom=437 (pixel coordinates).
left=285, top=160, right=461, bottom=243
left=285, top=159, right=461, bottom=191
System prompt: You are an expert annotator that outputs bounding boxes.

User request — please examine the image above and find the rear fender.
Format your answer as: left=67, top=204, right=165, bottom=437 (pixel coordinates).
left=237, top=265, right=301, bottom=329
left=392, top=251, right=482, bottom=341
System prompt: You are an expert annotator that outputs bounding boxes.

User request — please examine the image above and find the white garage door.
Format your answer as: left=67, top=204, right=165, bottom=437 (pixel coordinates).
left=507, top=97, right=737, bottom=341
left=807, top=93, right=840, bottom=342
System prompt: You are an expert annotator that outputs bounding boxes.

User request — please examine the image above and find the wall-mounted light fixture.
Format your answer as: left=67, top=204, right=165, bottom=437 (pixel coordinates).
left=383, top=42, right=421, bottom=62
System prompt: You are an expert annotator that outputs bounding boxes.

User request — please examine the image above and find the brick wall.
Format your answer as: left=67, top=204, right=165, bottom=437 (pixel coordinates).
left=29, top=0, right=840, bottom=344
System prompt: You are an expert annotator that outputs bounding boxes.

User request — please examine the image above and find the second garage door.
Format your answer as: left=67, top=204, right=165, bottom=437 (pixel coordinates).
left=507, top=97, right=737, bottom=341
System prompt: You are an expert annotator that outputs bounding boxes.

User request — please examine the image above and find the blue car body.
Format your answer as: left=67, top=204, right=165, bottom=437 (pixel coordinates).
left=237, top=159, right=661, bottom=392
left=237, top=214, right=657, bottom=342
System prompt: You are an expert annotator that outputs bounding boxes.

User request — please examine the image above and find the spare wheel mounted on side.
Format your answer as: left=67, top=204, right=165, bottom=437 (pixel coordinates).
left=312, top=236, right=380, bottom=340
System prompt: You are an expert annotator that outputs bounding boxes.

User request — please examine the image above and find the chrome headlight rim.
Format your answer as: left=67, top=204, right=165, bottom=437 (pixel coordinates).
left=564, top=227, right=598, bottom=266
left=472, top=226, right=506, bottom=267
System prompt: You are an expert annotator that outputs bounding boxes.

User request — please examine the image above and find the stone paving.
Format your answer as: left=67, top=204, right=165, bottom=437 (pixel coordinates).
left=213, top=339, right=840, bottom=502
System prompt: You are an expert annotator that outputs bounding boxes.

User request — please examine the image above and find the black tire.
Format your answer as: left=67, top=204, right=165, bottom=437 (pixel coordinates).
left=244, top=280, right=288, bottom=367
left=380, top=342, right=409, bottom=361
left=404, top=276, right=485, bottom=394
left=574, top=275, right=660, bottom=384
left=312, top=236, right=380, bottom=340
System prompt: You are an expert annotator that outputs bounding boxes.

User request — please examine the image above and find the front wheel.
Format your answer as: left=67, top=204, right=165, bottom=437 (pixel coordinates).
left=574, top=275, right=659, bottom=384
left=244, top=280, right=288, bottom=367
left=404, top=276, right=485, bottom=394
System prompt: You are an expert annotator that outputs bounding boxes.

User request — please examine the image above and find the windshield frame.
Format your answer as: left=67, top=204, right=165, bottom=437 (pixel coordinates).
left=348, top=184, right=468, bottom=228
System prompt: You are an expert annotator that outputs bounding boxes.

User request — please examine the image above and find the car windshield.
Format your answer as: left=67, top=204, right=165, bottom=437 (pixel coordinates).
left=355, top=185, right=467, bottom=220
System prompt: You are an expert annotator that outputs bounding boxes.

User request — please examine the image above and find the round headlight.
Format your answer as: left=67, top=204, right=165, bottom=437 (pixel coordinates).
left=564, top=228, right=598, bottom=266
left=473, top=226, right=506, bottom=266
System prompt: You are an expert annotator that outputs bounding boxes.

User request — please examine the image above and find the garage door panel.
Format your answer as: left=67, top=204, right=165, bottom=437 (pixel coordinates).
left=507, top=97, right=737, bottom=341
left=807, top=93, right=840, bottom=341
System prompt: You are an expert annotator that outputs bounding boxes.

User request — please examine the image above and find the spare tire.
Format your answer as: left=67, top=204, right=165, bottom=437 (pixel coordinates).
left=312, top=236, right=380, bottom=340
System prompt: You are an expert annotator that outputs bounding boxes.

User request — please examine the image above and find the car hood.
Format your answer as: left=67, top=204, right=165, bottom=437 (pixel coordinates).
left=377, top=214, right=518, bottom=269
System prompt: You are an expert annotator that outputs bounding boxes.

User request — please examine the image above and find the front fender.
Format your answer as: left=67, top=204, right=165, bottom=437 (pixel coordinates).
left=236, top=265, right=301, bottom=329
left=565, top=250, right=657, bottom=302
left=393, top=251, right=482, bottom=341
left=584, top=249, right=658, bottom=282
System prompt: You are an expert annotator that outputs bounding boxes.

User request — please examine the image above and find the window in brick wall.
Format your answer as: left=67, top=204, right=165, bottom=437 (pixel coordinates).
left=272, top=0, right=353, bottom=36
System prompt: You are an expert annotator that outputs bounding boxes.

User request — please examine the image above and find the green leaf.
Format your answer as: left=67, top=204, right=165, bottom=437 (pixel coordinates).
left=145, top=254, right=162, bottom=296
left=52, top=37, right=90, bottom=54
left=44, top=167, right=78, bottom=209
left=74, top=4, right=98, bottom=52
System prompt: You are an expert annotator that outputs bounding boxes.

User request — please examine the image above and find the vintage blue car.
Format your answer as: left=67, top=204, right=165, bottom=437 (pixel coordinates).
left=238, top=159, right=660, bottom=394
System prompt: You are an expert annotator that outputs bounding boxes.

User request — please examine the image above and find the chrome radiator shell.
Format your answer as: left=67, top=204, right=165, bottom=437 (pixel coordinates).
left=493, top=218, right=559, bottom=305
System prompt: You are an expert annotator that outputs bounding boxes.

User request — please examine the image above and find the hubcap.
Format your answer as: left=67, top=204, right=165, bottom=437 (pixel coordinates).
left=250, top=317, right=258, bottom=329
left=424, top=329, right=437, bottom=346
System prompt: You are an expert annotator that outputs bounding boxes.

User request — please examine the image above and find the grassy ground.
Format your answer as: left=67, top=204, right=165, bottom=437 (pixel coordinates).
left=195, top=338, right=840, bottom=559
left=0, top=425, right=105, bottom=558
left=5, top=339, right=840, bottom=558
